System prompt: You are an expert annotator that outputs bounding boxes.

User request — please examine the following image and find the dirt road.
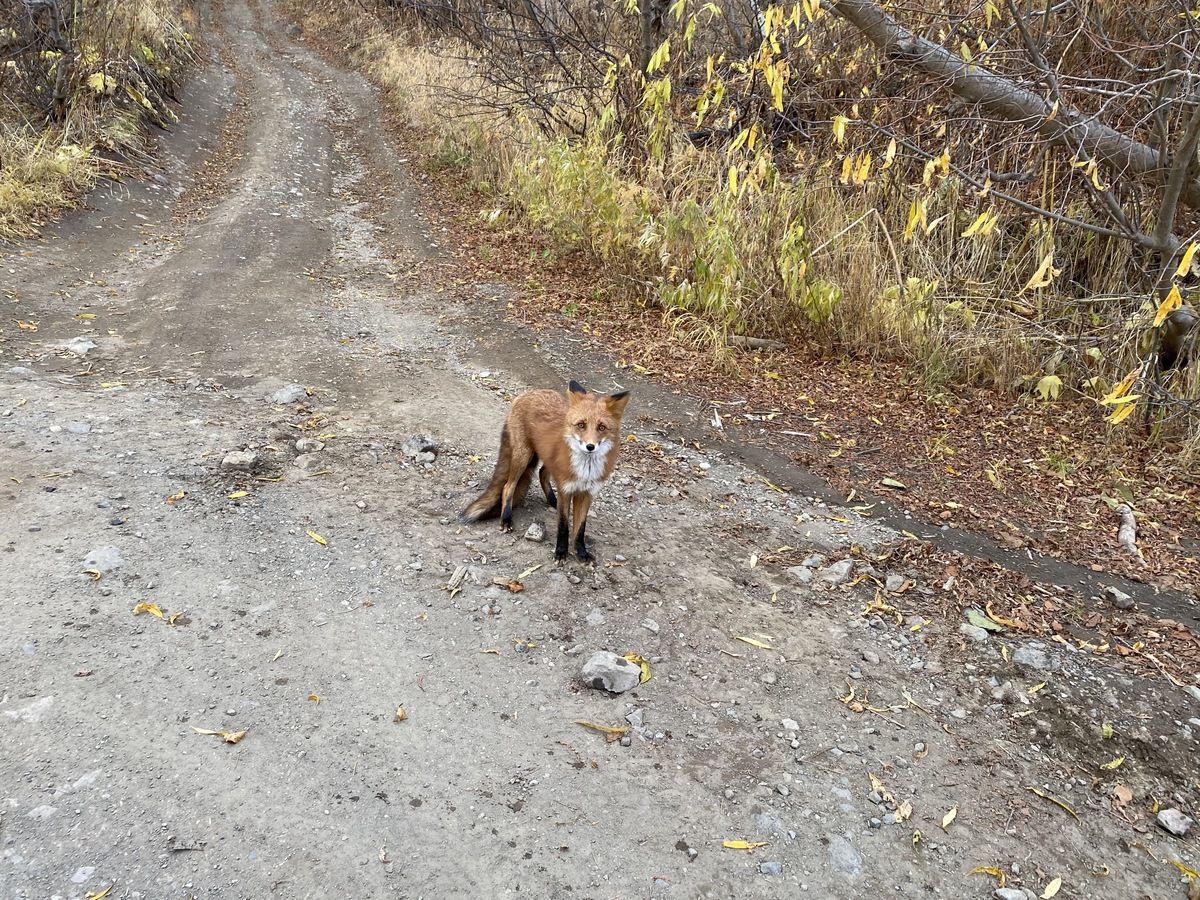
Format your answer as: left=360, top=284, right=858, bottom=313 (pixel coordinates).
left=3, top=2, right=1198, bottom=898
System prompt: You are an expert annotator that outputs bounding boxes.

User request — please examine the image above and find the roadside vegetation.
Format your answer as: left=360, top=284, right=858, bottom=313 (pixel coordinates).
left=293, top=0, right=1199, bottom=459
left=0, top=0, right=194, bottom=240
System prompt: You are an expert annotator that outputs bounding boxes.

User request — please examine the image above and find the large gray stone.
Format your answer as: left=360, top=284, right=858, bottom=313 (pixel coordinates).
left=221, top=450, right=260, bottom=472
left=826, top=834, right=861, bottom=878
left=83, top=546, right=124, bottom=574
left=1012, top=644, right=1056, bottom=671
left=815, top=559, right=854, bottom=587
left=1157, top=807, right=1194, bottom=837
left=270, top=384, right=308, bottom=404
left=581, top=651, right=641, bottom=693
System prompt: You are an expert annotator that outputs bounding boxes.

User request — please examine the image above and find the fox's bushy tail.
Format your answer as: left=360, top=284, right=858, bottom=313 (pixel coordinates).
left=459, top=426, right=510, bottom=523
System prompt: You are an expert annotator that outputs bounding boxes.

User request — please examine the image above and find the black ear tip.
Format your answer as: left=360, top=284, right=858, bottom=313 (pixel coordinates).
left=568, top=379, right=588, bottom=394
left=609, top=390, right=631, bottom=401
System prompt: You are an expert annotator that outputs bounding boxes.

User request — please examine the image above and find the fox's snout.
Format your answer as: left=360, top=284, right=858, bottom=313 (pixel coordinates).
left=585, top=442, right=596, bottom=452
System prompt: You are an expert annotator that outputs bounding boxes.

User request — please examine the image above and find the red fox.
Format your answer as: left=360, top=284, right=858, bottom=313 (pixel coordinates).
left=461, top=380, right=631, bottom=562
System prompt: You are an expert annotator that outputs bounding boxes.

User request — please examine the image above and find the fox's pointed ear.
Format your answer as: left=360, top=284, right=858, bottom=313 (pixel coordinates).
left=568, top=380, right=588, bottom=397
left=605, top=390, right=631, bottom=415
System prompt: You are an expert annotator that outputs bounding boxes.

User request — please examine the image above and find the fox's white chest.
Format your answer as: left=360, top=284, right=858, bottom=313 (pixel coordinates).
left=562, top=437, right=612, bottom=496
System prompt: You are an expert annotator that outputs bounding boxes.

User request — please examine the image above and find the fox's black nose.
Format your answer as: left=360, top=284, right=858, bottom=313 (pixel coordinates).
left=586, top=443, right=596, bottom=452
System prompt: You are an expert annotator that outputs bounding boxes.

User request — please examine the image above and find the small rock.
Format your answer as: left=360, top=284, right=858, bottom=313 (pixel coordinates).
left=294, top=453, right=324, bottom=471
left=641, top=618, right=660, bottom=635
left=867, top=791, right=883, bottom=805
left=64, top=337, right=97, bottom=356
left=950, top=708, right=968, bottom=720
left=401, top=434, right=438, bottom=458
left=524, top=521, right=546, bottom=542
left=995, top=890, right=1028, bottom=900
left=295, top=437, right=324, bottom=453
left=66, top=422, right=91, bottom=435
left=686, top=847, right=699, bottom=861
left=83, top=546, right=124, bottom=574
left=723, top=788, right=735, bottom=800
left=785, top=565, right=814, bottom=585
left=619, top=735, right=632, bottom=747
left=959, top=623, right=991, bottom=642
left=1012, top=645, right=1054, bottom=671
left=415, top=451, right=436, bottom=464
left=884, top=574, right=906, bottom=592
left=776, top=784, right=790, bottom=797
left=625, top=708, right=644, bottom=730
left=800, top=553, right=826, bottom=568
left=585, top=607, right=606, bottom=626
left=759, top=861, right=783, bottom=876
left=781, top=718, right=800, bottom=731
left=221, top=450, right=260, bottom=473
left=1186, top=685, right=1200, bottom=704
left=760, top=672, right=778, bottom=686
left=861, top=650, right=880, bottom=665
left=7, top=366, right=34, bottom=377
left=581, top=651, right=641, bottom=693
left=269, top=384, right=308, bottom=404
left=815, top=559, right=854, bottom=587
left=1157, top=807, right=1194, bottom=837
left=1104, top=586, right=1134, bottom=610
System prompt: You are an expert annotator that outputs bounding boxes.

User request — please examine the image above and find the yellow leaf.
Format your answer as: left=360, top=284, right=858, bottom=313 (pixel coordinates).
left=394, top=706, right=408, bottom=722
left=882, top=138, right=897, bottom=170
left=1027, top=681, right=1046, bottom=694
left=962, top=209, right=998, bottom=238
left=192, top=727, right=247, bottom=744
left=86, top=72, right=115, bottom=94
left=623, top=652, right=652, bottom=683
left=1170, top=859, right=1199, bottom=881
left=86, top=887, right=114, bottom=900
left=306, top=530, right=328, bottom=546
left=727, top=165, right=738, bottom=196
left=1024, top=251, right=1061, bottom=290
left=228, top=490, right=249, bottom=499
left=735, top=636, right=774, bottom=650
left=1028, top=786, right=1079, bottom=819
left=1106, top=401, right=1138, bottom=425
left=911, top=829, right=921, bottom=845
left=17, top=320, right=38, bottom=331
left=132, top=602, right=164, bottom=619
left=168, top=611, right=184, bottom=626
left=574, top=720, right=630, bottom=738
left=969, top=866, right=1006, bottom=887
left=308, top=693, right=320, bottom=703
left=832, top=114, right=848, bottom=145
left=904, top=197, right=927, bottom=242
left=1152, top=284, right=1183, bottom=327
left=1100, top=756, right=1124, bottom=771
left=723, top=840, right=769, bottom=850
left=853, top=152, right=872, bottom=186
left=1176, top=242, right=1198, bottom=278
left=941, top=806, right=957, bottom=830
left=165, top=490, right=186, bottom=504
left=1041, top=877, right=1062, bottom=898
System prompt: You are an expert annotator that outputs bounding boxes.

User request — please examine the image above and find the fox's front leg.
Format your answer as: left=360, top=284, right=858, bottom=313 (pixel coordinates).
left=571, top=492, right=594, bottom=563
left=554, top=492, right=573, bottom=563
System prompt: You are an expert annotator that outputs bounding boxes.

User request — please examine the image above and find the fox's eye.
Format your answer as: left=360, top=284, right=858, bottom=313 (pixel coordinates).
left=575, top=421, right=586, bottom=429
left=597, top=423, right=607, bottom=432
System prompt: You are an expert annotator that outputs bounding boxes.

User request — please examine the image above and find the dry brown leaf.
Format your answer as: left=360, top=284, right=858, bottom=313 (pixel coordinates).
left=574, top=720, right=629, bottom=742
left=394, top=706, right=408, bottom=722
left=735, top=635, right=774, bottom=650
left=192, top=727, right=247, bottom=744
left=132, top=602, right=164, bottom=619
left=491, top=577, right=525, bottom=593
left=165, top=490, right=186, bottom=504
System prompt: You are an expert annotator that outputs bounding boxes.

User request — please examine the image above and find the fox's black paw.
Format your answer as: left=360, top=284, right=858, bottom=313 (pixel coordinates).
left=546, top=490, right=558, bottom=510
left=500, top=519, right=513, bottom=533
left=576, top=547, right=593, bottom=564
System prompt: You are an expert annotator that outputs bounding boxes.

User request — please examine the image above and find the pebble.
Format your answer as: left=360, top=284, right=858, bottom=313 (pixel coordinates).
left=7, top=366, right=34, bottom=377
left=64, top=337, right=97, bottom=356
left=723, top=788, right=735, bottom=800
left=1184, top=685, right=1200, bottom=704
left=884, top=574, right=906, bottom=592
left=861, top=650, right=880, bottom=665
left=1157, top=807, right=1194, bottom=837
left=221, top=450, right=260, bottom=473
left=415, top=451, right=436, bottom=464
left=760, top=672, right=778, bottom=685
left=619, top=735, right=632, bottom=747
left=524, top=521, right=546, bottom=542
left=826, top=834, right=862, bottom=878
left=815, top=559, right=854, bottom=587
left=785, top=565, right=815, bottom=585
left=781, top=718, right=800, bottom=731
left=759, top=861, right=783, bottom=876
left=295, top=437, right=324, bottom=453
left=641, top=618, right=660, bottom=635
left=401, top=434, right=438, bottom=458
left=1104, top=586, right=1134, bottom=610
left=776, top=784, right=790, bottom=797
left=585, top=607, right=606, bottom=626
left=959, top=623, right=991, bottom=642
left=581, top=651, right=641, bottom=693
left=270, top=384, right=308, bottom=404
left=994, top=890, right=1029, bottom=900
left=1012, top=644, right=1055, bottom=671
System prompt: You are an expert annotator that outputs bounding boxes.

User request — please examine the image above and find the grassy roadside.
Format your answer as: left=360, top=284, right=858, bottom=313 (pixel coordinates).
left=0, top=0, right=196, bottom=240
left=284, top=1, right=1199, bottom=594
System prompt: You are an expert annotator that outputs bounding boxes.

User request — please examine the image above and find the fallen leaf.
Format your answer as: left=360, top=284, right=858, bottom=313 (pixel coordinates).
left=941, top=806, right=957, bottom=830
left=479, top=648, right=501, bottom=655
left=879, top=477, right=907, bottom=490
left=1028, top=786, right=1079, bottom=819
left=85, top=887, right=113, bottom=900
left=1170, top=859, right=1199, bottom=881
left=912, top=830, right=921, bottom=845
left=516, top=563, right=543, bottom=580
left=1041, top=877, right=1062, bottom=898
left=623, top=652, right=652, bottom=683
left=167, top=611, right=185, bottom=626
left=192, top=727, right=247, bottom=744
left=83, top=568, right=102, bottom=581
left=308, top=693, right=320, bottom=704
left=574, top=720, right=629, bottom=742
left=132, top=601, right=164, bottom=619
left=271, top=649, right=283, bottom=662
left=966, top=609, right=1004, bottom=632
left=394, top=706, right=408, bottom=722
left=306, top=530, right=328, bottom=546
left=165, top=490, right=186, bottom=503
left=1112, top=784, right=1133, bottom=806
left=17, top=320, right=38, bottom=331
left=491, top=577, right=525, bottom=593
left=1027, top=681, right=1047, bottom=695
left=969, top=866, right=1006, bottom=888
left=722, top=840, right=769, bottom=850
left=735, top=636, right=774, bottom=650
left=1100, top=756, right=1124, bottom=771
left=228, top=490, right=249, bottom=499
left=895, top=800, right=912, bottom=822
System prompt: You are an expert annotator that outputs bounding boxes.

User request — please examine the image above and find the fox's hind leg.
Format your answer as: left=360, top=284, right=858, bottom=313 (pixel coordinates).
left=539, top=466, right=557, bottom=509
left=500, top=445, right=533, bottom=532
left=513, top=455, right=537, bottom=510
